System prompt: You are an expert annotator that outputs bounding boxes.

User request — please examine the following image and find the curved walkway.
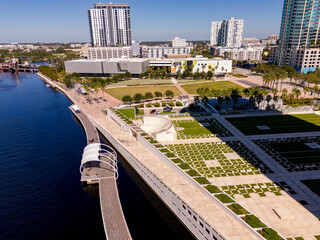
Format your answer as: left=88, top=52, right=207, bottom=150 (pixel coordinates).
left=38, top=73, right=131, bottom=240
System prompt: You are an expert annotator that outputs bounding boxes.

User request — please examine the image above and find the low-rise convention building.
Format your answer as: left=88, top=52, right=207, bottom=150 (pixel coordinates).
left=65, top=58, right=149, bottom=76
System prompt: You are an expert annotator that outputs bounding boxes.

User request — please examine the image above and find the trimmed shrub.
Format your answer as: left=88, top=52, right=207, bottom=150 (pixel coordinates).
left=215, top=194, right=235, bottom=203
left=166, top=152, right=176, bottom=158
left=179, top=163, right=191, bottom=170
left=258, top=228, right=283, bottom=240
left=206, top=185, right=222, bottom=194
left=194, top=177, right=210, bottom=185
left=186, top=170, right=200, bottom=177
left=171, top=158, right=183, bottom=164
left=227, top=204, right=249, bottom=215
left=242, top=215, right=266, bottom=228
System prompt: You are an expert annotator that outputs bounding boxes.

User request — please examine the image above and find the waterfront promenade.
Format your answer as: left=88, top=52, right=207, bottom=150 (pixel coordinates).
left=38, top=73, right=132, bottom=240
left=37, top=73, right=320, bottom=239
left=38, top=73, right=262, bottom=239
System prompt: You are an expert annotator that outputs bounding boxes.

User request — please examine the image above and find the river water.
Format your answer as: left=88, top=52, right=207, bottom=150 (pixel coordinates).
left=0, top=72, right=195, bottom=240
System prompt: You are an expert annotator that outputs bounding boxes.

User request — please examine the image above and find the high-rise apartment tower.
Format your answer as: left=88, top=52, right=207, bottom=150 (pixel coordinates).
left=88, top=3, right=131, bottom=47
left=277, top=0, right=320, bottom=65
left=210, top=17, right=244, bottom=48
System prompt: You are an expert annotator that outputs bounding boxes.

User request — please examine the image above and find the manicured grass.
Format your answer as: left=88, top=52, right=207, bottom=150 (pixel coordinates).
left=206, top=185, right=222, bottom=194
left=258, top=228, right=283, bottom=240
left=227, top=204, right=249, bottom=215
left=108, top=79, right=172, bottom=87
left=242, top=215, right=266, bottom=228
left=181, top=81, right=244, bottom=94
left=118, top=108, right=135, bottom=119
left=172, top=119, right=232, bottom=139
left=215, top=194, right=235, bottom=203
left=105, top=86, right=181, bottom=100
left=301, top=179, right=320, bottom=197
left=194, top=177, right=210, bottom=184
left=226, top=114, right=320, bottom=135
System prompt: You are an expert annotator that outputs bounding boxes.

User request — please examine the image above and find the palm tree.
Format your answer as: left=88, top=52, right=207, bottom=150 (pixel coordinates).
left=272, top=88, right=278, bottom=98
left=288, top=93, right=295, bottom=105
left=313, top=85, right=319, bottom=97
left=266, top=95, right=272, bottom=108
left=202, top=96, right=209, bottom=106
left=231, top=89, right=239, bottom=110
left=303, top=86, right=309, bottom=98
left=194, top=96, right=200, bottom=112
left=217, top=96, right=224, bottom=107
left=256, top=93, right=264, bottom=109
left=243, top=88, right=250, bottom=98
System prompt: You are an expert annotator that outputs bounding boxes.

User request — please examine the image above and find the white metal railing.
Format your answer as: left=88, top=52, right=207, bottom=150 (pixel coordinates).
left=80, top=143, right=119, bottom=179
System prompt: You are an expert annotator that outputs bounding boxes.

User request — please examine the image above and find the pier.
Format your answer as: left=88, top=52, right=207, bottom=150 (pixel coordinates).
left=38, top=73, right=132, bottom=240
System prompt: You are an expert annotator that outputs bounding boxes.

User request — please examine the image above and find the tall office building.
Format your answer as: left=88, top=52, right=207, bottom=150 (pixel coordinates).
left=277, top=0, right=320, bottom=66
left=210, top=17, right=244, bottom=48
left=88, top=3, right=131, bottom=47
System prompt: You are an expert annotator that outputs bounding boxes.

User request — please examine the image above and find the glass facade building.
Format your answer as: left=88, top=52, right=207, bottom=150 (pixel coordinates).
left=277, top=0, right=320, bottom=66
left=88, top=3, right=131, bottom=47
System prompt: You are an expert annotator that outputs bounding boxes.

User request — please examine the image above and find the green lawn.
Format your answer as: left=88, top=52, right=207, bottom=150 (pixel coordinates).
left=181, top=81, right=244, bottom=94
left=118, top=108, right=135, bottom=119
left=301, top=179, right=320, bottom=197
left=105, top=86, right=181, bottom=100
left=226, top=114, right=320, bottom=135
left=172, top=119, right=232, bottom=139
left=108, top=79, right=173, bottom=87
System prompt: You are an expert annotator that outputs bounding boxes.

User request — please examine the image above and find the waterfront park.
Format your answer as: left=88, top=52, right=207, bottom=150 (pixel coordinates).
left=38, top=62, right=320, bottom=240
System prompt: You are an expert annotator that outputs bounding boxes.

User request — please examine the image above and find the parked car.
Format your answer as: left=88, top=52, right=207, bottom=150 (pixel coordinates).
left=163, top=107, right=173, bottom=112
left=150, top=109, right=157, bottom=114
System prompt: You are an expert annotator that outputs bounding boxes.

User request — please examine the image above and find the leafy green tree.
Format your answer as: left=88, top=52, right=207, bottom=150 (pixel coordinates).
left=122, top=95, right=133, bottom=103
left=134, top=93, right=144, bottom=102
left=154, top=91, right=163, bottom=98
left=207, top=71, right=213, bottom=79
left=63, top=75, right=72, bottom=88
left=165, top=90, right=174, bottom=98
left=145, top=92, right=154, bottom=100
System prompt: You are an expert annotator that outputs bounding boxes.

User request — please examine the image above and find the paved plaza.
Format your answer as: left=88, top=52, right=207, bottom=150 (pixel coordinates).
left=60, top=82, right=320, bottom=239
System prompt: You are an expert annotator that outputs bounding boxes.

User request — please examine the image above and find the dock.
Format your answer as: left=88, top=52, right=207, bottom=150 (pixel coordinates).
left=69, top=105, right=132, bottom=240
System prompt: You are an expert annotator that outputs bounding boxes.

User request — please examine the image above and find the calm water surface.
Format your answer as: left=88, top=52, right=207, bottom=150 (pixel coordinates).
left=0, top=72, right=195, bottom=240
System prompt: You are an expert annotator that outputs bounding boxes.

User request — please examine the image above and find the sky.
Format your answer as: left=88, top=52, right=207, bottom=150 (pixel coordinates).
left=0, top=0, right=284, bottom=43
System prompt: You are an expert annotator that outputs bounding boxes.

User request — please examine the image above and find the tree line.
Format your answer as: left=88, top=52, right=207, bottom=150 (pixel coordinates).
left=122, top=90, right=174, bottom=103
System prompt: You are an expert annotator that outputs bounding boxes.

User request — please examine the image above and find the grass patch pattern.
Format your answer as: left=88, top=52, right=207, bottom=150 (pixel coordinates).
left=221, top=182, right=282, bottom=199
left=166, top=141, right=272, bottom=178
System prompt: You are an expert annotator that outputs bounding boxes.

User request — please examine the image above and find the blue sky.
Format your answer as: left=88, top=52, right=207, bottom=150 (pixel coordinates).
left=0, top=0, right=284, bottom=43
